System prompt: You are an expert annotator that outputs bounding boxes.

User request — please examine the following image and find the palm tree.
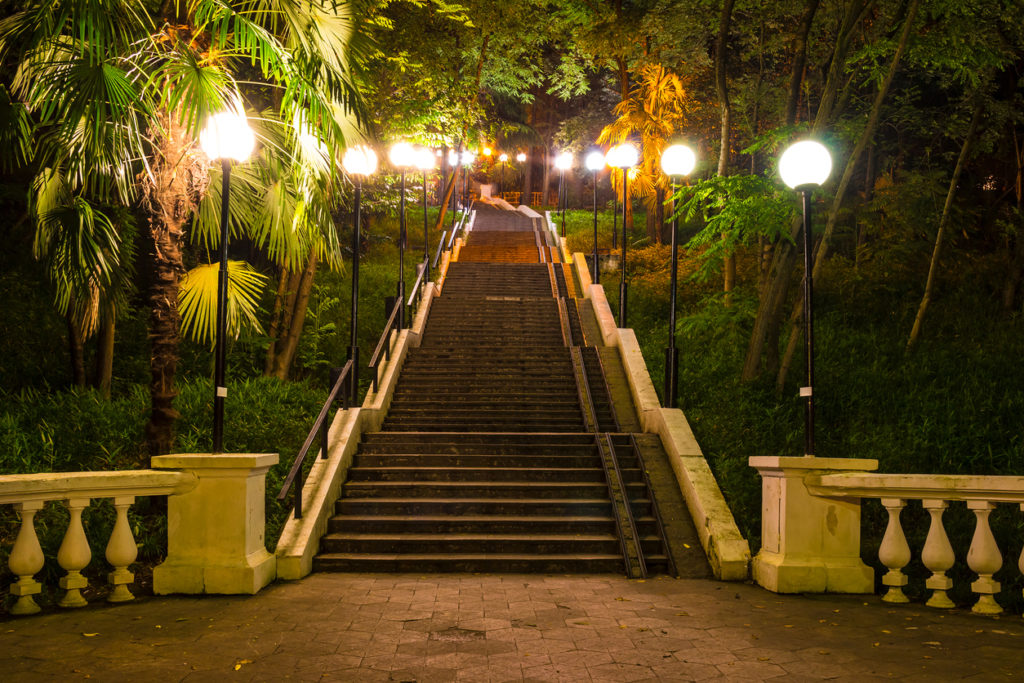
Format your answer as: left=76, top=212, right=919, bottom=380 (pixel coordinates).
left=598, top=64, right=691, bottom=243
left=0, top=0, right=368, bottom=458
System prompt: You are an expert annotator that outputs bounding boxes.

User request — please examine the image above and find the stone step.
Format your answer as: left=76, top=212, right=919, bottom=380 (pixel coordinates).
left=353, top=454, right=601, bottom=467
left=340, top=481, right=614, bottom=499
left=345, top=466, right=606, bottom=483
left=313, top=553, right=625, bottom=574
left=320, top=532, right=620, bottom=555
left=335, top=497, right=613, bottom=516
left=327, top=514, right=614, bottom=535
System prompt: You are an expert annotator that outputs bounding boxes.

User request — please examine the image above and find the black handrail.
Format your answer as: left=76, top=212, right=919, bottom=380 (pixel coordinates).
left=595, top=434, right=631, bottom=575
left=606, top=432, right=648, bottom=579
left=276, top=360, right=353, bottom=519
left=368, top=298, right=402, bottom=393
left=407, top=259, right=428, bottom=308
left=629, top=433, right=678, bottom=578
left=432, top=230, right=447, bottom=269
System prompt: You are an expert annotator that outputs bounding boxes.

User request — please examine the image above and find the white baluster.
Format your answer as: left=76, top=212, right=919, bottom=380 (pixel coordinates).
left=8, top=501, right=45, bottom=615
left=105, top=496, right=137, bottom=603
left=966, top=500, right=1002, bottom=615
left=879, top=498, right=910, bottom=603
left=57, top=497, right=92, bottom=608
left=1019, top=503, right=1024, bottom=618
left=921, top=499, right=955, bottom=608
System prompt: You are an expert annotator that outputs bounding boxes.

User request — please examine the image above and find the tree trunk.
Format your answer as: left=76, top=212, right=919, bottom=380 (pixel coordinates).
left=906, top=99, right=983, bottom=351
left=264, top=266, right=290, bottom=375
left=542, top=147, right=552, bottom=206
left=1001, top=128, right=1024, bottom=311
left=775, top=0, right=920, bottom=390
left=716, top=0, right=736, bottom=298
left=741, top=0, right=868, bottom=382
left=433, top=145, right=462, bottom=232
left=67, top=315, right=86, bottom=388
left=141, top=110, right=199, bottom=459
left=271, top=252, right=318, bottom=380
left=785, top=0, right=822, bottom=125
left=93, top=313, right=115, bottom=399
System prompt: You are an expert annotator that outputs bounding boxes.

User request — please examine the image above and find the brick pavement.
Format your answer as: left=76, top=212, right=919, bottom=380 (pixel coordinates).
left=2, top=573, right=1022, bottom=681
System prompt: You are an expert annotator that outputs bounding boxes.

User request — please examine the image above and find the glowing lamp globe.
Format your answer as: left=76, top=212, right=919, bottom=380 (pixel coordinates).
left=661, top=144, right=696, bottom=177
left=607, top=143, right=639, bottom=169
left=342, top=145, right=378, bottom=176
left=389, top=142, right=416, bottom=168
left=461, top=150, right=475, bottom=166
left=779, top=140, right=832, bottom=189
left=499, top=153, right=508, bottom=163
left=585, top=151, right=606, bottom=172
left=554, top=151, right=573, bottom=171
left=516, top=152, right=527, bottom=163
left=447, top=150, right=459, bottom=166
left=200, top=106, right=255, bottom=163
left=415, top=147, right=436, bottom=171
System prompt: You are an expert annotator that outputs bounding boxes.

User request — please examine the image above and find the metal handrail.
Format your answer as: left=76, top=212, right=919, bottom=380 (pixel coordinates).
left=407, top=259, right=428, bottom=308
left=606, top=433, right=648, bottom=579
left=368, top=298, right=402, bottom=393
left=276, top=359, right=353, bottom=519
left=594, top=433, right=631, bottom=576
left=432, top=230, right=447, bottom=269
left=629, top=433, right=677, bottom=578
left=591, top=346, right=622, bottom=433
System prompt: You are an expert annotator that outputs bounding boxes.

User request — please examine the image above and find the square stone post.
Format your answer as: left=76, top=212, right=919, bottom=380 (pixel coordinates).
left=152, top=453, right=278, bottom=595
left=748, top=456, right=878, bottom=594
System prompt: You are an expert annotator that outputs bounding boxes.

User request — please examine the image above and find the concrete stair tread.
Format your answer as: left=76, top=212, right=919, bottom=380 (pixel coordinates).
left=322, top=532, right=617, bottom=542
left=330, top=514, right=613, bottom=523
left=316, top=552, right=623, bottom=561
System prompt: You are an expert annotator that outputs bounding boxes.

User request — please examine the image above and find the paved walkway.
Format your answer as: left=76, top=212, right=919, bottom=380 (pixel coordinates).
left=2, top=573, right=1021, bottom=681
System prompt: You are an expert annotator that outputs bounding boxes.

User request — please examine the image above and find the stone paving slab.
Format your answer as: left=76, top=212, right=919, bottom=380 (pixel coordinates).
left=2, top=574, right=1022, bottom=681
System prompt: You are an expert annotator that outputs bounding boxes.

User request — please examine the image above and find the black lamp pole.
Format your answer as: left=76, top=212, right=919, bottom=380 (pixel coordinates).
left=800, top=188, right=816, bottom=456
left=211, top=158, right=231, bottom=453
left=619, top=167, right=629, bottom=326
left=422, top=168, right=430, bottom=282
left=500, top=160, right=505, bottom=197
left=349, top=176, right=362, bottom=406
left=591, top=168, right=600, bottom=285
left=558, top=168, right=566, bottom=238
left=397, top=167, right=406, bottom=329
left=664, top=175, right=681, bottom=408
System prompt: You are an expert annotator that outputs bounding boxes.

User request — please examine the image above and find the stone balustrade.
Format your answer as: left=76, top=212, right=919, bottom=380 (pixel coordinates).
left=807, top=472, right=1024, bottom=614
left=3, top=452, right=279, bottom=616
left=749, top=456, right=1024, bottom=614
left=0, top=470, right=196, bottom=615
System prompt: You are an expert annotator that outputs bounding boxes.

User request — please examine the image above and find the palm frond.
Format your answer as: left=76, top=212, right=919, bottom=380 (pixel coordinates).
left=178, top=260, right=268, bottom=348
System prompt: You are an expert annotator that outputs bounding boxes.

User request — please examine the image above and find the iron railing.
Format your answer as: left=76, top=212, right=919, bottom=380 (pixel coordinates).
left=629, top=433, right=677, bottom=578
left=276, top=360, right=353, bottom=519
left=432, top=230, right=447, bottom=269
left=368, top=297, right=402, bottom=394
left=605, top=433, right=648, bottom=579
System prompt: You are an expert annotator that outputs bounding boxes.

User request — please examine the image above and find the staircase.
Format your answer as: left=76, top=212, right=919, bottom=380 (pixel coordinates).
left=314, top=206, right=704, bottom=576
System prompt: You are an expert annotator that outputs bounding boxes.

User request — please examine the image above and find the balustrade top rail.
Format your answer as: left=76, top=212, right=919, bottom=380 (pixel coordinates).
left=0, top=470, right=196, bottom=505
left=807, top=473, right=1024, bottom=503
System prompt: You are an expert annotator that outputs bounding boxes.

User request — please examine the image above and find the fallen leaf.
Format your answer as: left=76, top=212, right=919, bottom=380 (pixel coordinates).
left=82, top=633, right=98, bottom=638
left=923, top=641, right=941, bottom=647
left=881, top=629, right=891, bottom=634
left=683, top=544, right=690, bottom=549
left=873, top=642, right=880, bottom=647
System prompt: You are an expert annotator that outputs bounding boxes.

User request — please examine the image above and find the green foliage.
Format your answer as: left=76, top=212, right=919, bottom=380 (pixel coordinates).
left=178, top=260, right=269, bottom=349
left=674, top=174, right=795, bottom=280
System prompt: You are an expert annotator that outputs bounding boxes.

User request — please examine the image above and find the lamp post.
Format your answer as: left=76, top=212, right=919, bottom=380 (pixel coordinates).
left=199, top=104, right=255, bottom=453
left=499, top=153, right=508, bottom=197
left=415, top=147, right=435, bottom=282
left=659, top=143, right=697, bottom=408
left=555, top=152, right=573, bottom=239
left=607, top=142, right=639, bottom=327
left=585, top=150, right=606, bottom=284
left=461, top=150, right=475, bottom=211
left=342, top=145, right=378, bottom=406
left=389, top=142, right=415, bottom=329
left=779, top=139, right=832, bottom=457
left=447, top=149, right=460, bottom=230
left=516, top=152, right=527, bottom=202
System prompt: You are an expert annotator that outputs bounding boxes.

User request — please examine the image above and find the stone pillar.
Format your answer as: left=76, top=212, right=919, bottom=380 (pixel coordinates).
left=748, top=456, right=878, bottom=594
left=152, top=453, right=278, bottom=595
